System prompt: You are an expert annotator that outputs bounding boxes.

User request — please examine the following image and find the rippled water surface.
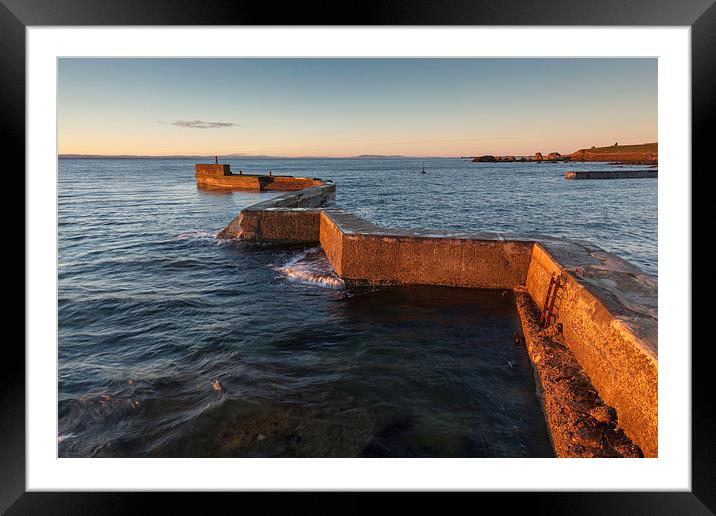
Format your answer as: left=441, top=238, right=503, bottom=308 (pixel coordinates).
left=58, top=157, right=657, bottom=457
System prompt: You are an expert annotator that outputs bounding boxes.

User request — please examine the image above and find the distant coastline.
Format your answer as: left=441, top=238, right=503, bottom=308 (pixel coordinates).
left=58, top=142, right=657, bottom=163
left=469, top=142, right=657, bottom=165
left=58, top=153, right=418, bottom=160
left=59, top=154, right=279, bottom=160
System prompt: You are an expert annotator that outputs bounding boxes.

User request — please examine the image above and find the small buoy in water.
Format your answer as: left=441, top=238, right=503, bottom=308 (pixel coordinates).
left=211, top=380, right=225, bottom=393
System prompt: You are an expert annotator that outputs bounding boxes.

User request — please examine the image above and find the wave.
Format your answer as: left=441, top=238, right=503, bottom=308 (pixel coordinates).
left=275, top=247, right=345, bottom=289
left=58, top=432, right=80, bottom=443
left=174, top=231, right=232, bottom=246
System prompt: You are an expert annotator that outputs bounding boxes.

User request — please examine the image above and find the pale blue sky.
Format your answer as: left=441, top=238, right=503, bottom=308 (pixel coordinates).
left=58, top=58, right=657, bottom=157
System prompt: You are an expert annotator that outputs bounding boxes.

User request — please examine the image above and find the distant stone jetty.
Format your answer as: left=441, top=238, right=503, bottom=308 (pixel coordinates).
left=195, top=164, right=326, bottom=191
left=565, top=170, right=658, bottom=180
left=472, top=142, right=658, bottom=165
left=215, top=173, right=658, bottom=458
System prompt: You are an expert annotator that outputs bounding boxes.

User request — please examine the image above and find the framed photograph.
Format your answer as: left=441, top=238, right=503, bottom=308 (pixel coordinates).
left=7, top=0, right=711, bottom=513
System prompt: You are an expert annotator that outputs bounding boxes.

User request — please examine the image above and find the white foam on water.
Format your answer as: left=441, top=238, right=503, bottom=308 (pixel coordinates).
left=176, top=231, right=217, bottom=240
left=175, top=231, right=231, bottom=245
left=275, top=247, right=345, bottom=289
left=58, top=432, right=79, bottom=443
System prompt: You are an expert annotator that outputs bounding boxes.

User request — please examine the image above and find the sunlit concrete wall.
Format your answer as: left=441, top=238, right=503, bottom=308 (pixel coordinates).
left=525, top=242, right=658, bottom=457
left=319, top=209, right=533, bottom=289
left=217, top=184, right=335, bottom=240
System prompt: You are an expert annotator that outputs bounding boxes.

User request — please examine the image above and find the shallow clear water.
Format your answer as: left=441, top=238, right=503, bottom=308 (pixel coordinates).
left=58, top=157, right=656, bottom=457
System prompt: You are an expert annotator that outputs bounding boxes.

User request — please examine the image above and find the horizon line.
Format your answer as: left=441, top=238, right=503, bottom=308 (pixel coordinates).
left=58, top=153, right=460, bottom=159
left=57, top=140, right=658, bottom=161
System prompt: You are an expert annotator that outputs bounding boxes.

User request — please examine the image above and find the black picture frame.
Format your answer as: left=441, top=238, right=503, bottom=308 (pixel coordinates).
left=4, top=0, right=711, bottom=513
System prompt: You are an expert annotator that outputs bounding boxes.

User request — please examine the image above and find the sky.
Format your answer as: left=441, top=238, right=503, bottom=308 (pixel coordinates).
left=58, top=58, right=657, bottom=157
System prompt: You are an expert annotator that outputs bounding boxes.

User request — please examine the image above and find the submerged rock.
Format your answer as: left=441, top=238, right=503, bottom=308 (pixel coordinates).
left=211, top=380, right=225, bottom=393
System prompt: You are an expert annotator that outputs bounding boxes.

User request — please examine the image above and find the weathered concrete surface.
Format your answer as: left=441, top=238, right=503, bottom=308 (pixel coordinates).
left=319, top=210, right=348, bottom=276
left=223, top=209, right=322, bottom=242
left=197, top=174, right=264, bottom=189
left=525, top=241, right=658, bottom=457
left=515, top=291, right=643, bottom=458
left=262, top=175, right=326, bottom=191
left=249, top=184, right=336, bottom=210
left=320, top=209, right=533, bottom=289
left=195, top=164, right=231, bottom=176
left=195, top=164, right=325, bottom=191
left=217, top=183, right=335, bottom=240
left=565, top=170, right=658, bottom=180
left=195, top=163, right=266, bottom=189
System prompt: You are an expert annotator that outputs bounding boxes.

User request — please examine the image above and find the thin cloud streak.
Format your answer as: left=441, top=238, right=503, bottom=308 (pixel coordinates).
left=170, top=120, right=239, bottom=129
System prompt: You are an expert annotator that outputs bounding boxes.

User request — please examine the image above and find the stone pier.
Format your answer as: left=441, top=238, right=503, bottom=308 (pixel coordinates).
left=565, top=170, right=658, bottom=180
left=216, top=175, right=658, bottom=458
left=195, top=163, right=326, bottom=191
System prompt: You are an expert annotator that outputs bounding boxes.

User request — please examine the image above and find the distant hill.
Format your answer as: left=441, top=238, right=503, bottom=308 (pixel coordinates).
left=568, top=142, right=657, bottom=163
left=571, top=142, right=657, bottom=155
left=467, top=142, right=657, bottom=164
left=353, top=154, right=407, bottom=158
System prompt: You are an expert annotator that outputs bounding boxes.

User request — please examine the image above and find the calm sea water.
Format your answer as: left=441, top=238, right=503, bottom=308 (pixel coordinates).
left=58, top=157, right=657, bottom=457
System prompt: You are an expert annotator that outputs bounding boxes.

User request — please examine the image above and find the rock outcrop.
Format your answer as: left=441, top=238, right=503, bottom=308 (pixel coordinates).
left=567, top=142, right=657, bottom=164
left=472, top=155, right=497, bottom=162
left=468, top=142, right=657, bottom=165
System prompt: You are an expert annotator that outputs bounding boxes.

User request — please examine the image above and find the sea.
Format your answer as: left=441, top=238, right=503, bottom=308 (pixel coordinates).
left=58, top=157, right=657, bottom=457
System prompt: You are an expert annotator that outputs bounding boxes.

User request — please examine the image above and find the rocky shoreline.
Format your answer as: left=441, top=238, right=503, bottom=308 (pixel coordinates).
left=514, top=291, right=643, bottom=458
left=471, top=142, right=657, bottom=165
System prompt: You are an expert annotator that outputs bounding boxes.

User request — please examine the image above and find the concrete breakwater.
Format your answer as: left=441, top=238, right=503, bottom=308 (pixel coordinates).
left=217, top=178, right=657, bottom=458
left=565, top=170, right=658, bottom=180
left=195, top=163, right=325, bottom=191
left=216, top=183, right=336, bottom=240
